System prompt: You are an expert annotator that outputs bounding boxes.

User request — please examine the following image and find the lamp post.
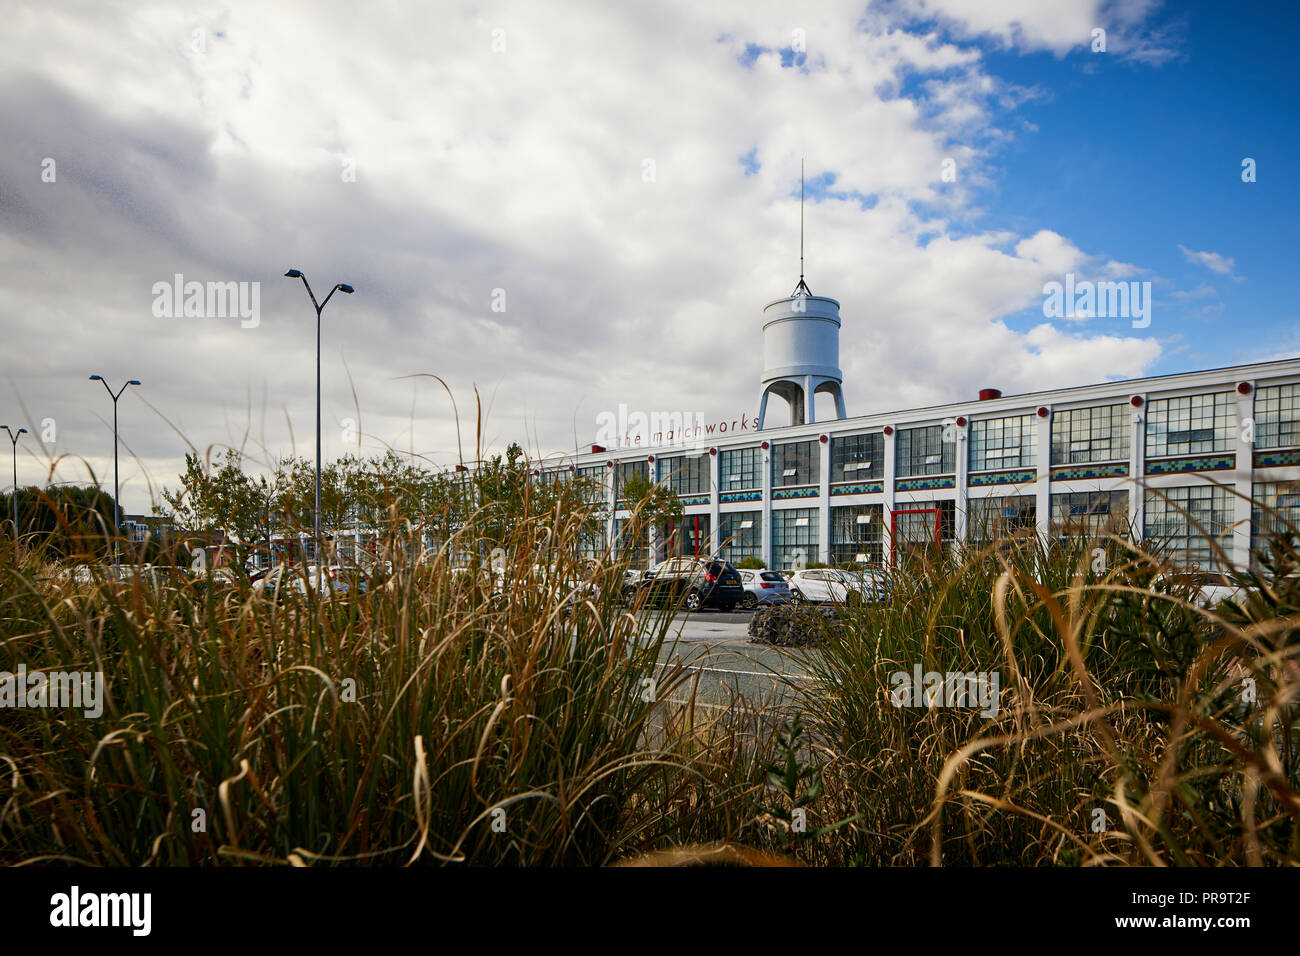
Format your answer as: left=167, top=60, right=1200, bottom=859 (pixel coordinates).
left=88, top=376, right=140, bottom=568
left=1, top=425, right=26, bottom=542
left=284, top=269, right=354, bottom=564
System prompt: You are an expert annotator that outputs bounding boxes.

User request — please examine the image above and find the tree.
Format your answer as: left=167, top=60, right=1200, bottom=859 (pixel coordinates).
left=1, top=484, right=118, bottom=560
left=158, top=451, right=271, bottom=569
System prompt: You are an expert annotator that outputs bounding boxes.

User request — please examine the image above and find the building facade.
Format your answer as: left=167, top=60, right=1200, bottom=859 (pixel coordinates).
left=551, top=357, right=1300, bottom=572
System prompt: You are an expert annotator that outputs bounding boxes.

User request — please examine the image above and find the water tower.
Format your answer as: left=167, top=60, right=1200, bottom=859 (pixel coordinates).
left=756, top=167, right=846, bottom=429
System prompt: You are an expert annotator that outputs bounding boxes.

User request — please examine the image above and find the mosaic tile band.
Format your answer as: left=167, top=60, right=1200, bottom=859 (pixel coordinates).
left=772, top=485, right=820, bottom=500
left=830, top=480, right=885, bottom=496
left=968, top=468, right=1037, bottom=487
left=1050, top=462, right=1129, bottom=481
left=1144, top=455, right=1234, bottom=475
left=895, top=475, right=956, bottom=492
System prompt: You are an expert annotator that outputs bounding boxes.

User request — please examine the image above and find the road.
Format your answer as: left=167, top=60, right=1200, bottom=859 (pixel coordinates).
left=640, top=607, right=819, bottom=718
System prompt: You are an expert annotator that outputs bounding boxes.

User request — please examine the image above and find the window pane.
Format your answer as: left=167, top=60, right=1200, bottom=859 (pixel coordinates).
left=970, top=414, right=1038, bottom=471
left=831, top=432, right=884, bottom=482
left=1051, top=405, right=1130, bottom=465
left=1143, top=485, right=1233, bottom=571
left=1145, top=393, right=1235, bottom=458
left=772, top=507, right=818, bottom=569
left=1255, top=384, right=1300, bottom=450
left=719, top=446, right=761, bottom=490
left=895, top=425, right=954, bottom=477
left=719, top=510, right=762, bottom=564
left=772, top=440, right=819, bottom=487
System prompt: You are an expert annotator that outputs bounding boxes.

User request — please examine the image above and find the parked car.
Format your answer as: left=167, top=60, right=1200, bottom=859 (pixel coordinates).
left=1157, top=570, right=1247, bottom=610
left=737, top=568, right=792, bottom=608
left=258, top=564, right=337, bottom=599
left=625, top=556, right=745, bottom=611
left=786, top=567, right=888, bottom=605
left=497, top=563, right=601, bottom=609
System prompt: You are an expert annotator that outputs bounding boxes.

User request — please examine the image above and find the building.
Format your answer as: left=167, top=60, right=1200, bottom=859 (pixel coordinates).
left=548, top=276, right=1300, bottom=572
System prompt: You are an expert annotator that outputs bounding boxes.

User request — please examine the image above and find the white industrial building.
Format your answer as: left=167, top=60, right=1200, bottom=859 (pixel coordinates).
left=549, top=275, right=1300, bottom=572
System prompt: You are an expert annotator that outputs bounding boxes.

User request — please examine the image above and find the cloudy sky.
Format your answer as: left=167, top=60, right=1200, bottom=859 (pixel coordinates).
left=2, top=0, right=1296, bottom=512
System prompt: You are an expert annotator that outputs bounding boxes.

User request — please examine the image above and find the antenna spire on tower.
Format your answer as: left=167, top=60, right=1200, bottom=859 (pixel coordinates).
left=793, top=157, right=812, bottom=297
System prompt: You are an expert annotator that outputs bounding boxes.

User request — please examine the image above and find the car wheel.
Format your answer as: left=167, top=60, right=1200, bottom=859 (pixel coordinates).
left=790, top=588, right=805, bottom=604
left=620, top=585, right=637, bottom=605
left=740, top=592, right=759, bottom=609
left=684, top=590, right=703, bottom=611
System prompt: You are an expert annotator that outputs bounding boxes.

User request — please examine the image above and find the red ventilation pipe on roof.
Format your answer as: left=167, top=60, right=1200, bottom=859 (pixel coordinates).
left=978, top=388, right=1002, bottom=401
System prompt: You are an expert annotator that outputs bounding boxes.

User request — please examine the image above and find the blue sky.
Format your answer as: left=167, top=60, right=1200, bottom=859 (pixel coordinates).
left=982, top=2, right=1298, bottom=370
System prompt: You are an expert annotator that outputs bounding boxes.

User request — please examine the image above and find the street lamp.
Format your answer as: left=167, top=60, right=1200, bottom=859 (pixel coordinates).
left=88, top=375, right=141, bottom=568
left=284, top=269, right=354, bottom=563
left=1, top=425, right=27, bottom=542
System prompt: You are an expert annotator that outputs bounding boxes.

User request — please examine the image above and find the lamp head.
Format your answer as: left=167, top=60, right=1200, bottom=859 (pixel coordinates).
left=89, top=374, right=103, bottom=381
left=337, top=284, right=355, bottom=294
left=284, top=269, right=304, bottom=279
left=17, top=428, right=27, bottom=435
left=127, top=380, right=141, bottom=387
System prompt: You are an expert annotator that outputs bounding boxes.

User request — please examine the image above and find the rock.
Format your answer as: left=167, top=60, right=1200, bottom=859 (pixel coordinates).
left=748, top=603, right=833, bottom=646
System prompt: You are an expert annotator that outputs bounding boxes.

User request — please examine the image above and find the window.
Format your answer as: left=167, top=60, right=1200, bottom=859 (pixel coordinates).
left=613, top=516, right=650, bottom=569
left=1051, top=405, right=1130, bottom=465
left=891, top=499, right=956, bottom=551
left=1146, top=393, right=1235, bottom=457
left=1144, top=485, right=1234, bottom=571
left=830, top=504, right=883, bottom=566
left=1050, top=491, right=1130, bottom=541
left=614, top=460, right=648, bottom=502
left=895, top=425, right=954, bottom=477
left=772, top=508, right=818, bottom=570
left=719, top=511, right=762, bottom=564
left=576, top=465, right=606, bottom=505
left=1255, top=384, right=1300, bottom=449
left=578, top=524, right=606, bottom=560
left=970, top=414, right=1038, bottom=472
left=662, top=513, right=710, bottom=557
left=659, top=454, right=709, bottom=496
left=968, top=495, right=1037, bottom=545
left=720, top=446, right=762, bottom=490
left=1252, top=481, right=1300, bottom=569
left=772, top=440, right=819, bottom=488
left=831, top=432, right=883, bottom=482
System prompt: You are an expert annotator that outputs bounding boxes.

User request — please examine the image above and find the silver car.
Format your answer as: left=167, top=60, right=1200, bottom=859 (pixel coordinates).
left=737, top=568, right=792, bottom=608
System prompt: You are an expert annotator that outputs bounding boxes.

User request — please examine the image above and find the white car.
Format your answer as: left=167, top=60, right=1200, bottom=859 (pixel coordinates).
left=1157, top=570, right=1247, bottom=610
left=786, top=568, right=888, bottom=605
left=259, top=564, right=337, bottom=598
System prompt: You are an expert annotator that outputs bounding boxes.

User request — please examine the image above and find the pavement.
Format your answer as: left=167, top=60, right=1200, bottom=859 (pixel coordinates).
left=641, top=607, right=818, bottom=717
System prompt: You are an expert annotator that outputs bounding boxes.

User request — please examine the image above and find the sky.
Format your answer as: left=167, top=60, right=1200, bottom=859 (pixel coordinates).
left=1, top=0, right=1296, bottom=513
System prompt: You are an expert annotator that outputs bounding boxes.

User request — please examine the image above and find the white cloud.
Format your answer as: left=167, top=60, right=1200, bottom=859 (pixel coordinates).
left=0, top=0, right=1178, bottom=510
left=1178, top=244, right=1238, bottom=277
left=878, top=0, right=1181, bottom=61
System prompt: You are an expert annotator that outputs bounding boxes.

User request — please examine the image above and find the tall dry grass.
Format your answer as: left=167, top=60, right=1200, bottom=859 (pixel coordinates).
left=4, top=473, right=1299, bottom=866
left=0, top=481, right=775, bottom=865
left=792, top=526, right=1300, bottom=865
